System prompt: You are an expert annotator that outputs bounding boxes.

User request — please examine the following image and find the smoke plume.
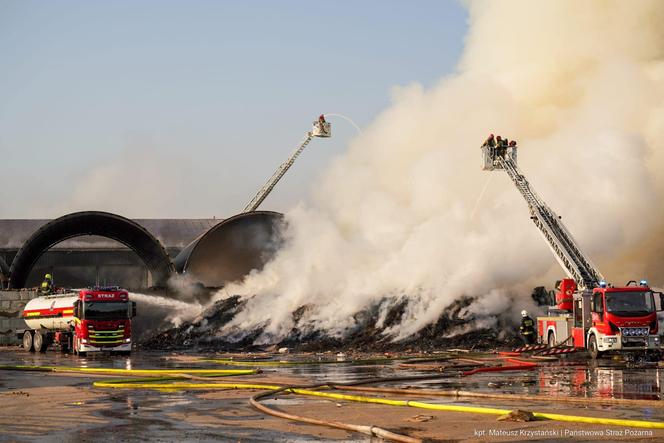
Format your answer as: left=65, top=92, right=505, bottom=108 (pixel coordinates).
left=218, top=0, right=664, bottom=342
left=130, top=292, right=203, bottom=340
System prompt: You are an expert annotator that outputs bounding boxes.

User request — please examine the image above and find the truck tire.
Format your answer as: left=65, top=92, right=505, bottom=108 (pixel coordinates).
left=33, top=331, right=47, bottom=353
left=22, top=331, right=34, bottom=352
left=588, top=334, right=602, bottom=359
left=547, top=332, right=555, bottom=348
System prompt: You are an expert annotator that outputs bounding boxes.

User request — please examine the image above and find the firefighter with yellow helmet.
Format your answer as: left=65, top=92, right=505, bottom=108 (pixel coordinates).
left=40, top=274, right=53, bottom=294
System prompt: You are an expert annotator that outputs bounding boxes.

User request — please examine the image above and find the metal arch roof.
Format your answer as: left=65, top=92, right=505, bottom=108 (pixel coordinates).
left=174, top=211, right=284, bottom=287
left=8, top=211, right=176, bottom=288
left=0, top=218, right=219, bottom=250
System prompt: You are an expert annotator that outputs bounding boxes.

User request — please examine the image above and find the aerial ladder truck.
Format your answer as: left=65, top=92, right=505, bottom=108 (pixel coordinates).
left=481, top=137, right=663, bottom=359
left=243, top=115, right=331, bottom=213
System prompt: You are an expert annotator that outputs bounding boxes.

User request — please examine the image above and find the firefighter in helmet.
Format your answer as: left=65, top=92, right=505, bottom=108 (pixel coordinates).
left=317, top=114, right=329, bottom=136
left=495, top=135, right=505, bottom=157
left=519, top=310, right=536, bottom=345
left=41, top=273, right=53, bottom=294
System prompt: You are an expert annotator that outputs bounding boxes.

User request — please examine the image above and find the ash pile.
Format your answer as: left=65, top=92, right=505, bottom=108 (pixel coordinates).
left=141, top=294, right=527, bottom=352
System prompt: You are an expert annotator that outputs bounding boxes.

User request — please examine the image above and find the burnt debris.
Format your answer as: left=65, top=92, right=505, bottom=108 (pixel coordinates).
left=141, top=295, right=522, bottom=353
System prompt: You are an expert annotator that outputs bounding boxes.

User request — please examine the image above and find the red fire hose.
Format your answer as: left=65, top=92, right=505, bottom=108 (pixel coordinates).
left=461, top=357, right=537, bottom=377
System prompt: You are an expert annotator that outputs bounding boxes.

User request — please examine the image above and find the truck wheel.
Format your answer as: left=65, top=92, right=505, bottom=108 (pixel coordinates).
left=547, top=332, right=555, bottom=348
left=33, top=331, right=47, bottom=353
left=22, top=331, right=34, bottom=352
left=588, top=335, right=602, bottom=359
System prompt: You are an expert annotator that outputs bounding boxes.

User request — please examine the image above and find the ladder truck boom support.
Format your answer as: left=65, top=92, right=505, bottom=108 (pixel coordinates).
left=481, top=136, right=662, bottom=359
left=243, top=115, right=331, bottom=213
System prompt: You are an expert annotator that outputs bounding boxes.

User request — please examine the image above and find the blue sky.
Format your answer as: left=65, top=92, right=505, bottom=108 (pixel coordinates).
left=0, top=0, right=467, bottom=218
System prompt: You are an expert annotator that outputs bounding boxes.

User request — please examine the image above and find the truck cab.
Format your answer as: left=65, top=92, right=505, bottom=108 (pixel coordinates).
left=538, top=280, right=662, bottom=359
left=583, top=283, right=661, bottom=358
left=72, top=288, right=135, bottom=355
left=20, top=286, right=136, bottom=356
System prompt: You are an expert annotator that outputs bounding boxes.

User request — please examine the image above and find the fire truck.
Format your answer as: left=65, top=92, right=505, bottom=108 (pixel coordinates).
left=481, top=137, right=663, bottom=359
left=19, top=287, right=136, bottom=356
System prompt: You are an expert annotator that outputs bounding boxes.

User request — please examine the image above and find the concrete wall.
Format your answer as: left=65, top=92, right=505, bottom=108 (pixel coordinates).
left=0, top=290, right=39, bottom=345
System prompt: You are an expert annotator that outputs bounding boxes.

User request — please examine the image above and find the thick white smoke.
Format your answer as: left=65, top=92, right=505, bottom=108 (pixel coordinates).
left=218, top=0, right=664, bottom=342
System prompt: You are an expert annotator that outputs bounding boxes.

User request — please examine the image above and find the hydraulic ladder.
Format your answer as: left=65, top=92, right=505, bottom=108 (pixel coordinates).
left=243, top=116, right=331, bottom=213
left=482, top=142, right=604, bottom=291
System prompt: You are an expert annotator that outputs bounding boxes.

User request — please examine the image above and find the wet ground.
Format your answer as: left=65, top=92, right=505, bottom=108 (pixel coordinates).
left=1, top=347, right=663, bottom=442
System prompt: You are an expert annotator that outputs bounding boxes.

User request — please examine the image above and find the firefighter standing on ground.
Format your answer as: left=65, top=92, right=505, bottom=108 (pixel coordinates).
left=520, top=310, right=535, bottom=345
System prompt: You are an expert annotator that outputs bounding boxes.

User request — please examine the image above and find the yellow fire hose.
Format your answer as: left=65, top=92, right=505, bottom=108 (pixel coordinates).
left=335, top=385, right=664, bottom=409
left=92, top=378, right=664, bottom=429
left=4, top=362, right=664, bottom=436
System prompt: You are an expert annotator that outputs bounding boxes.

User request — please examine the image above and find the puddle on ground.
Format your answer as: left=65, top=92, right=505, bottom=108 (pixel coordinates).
left=2, top=349, right=664, bottom=438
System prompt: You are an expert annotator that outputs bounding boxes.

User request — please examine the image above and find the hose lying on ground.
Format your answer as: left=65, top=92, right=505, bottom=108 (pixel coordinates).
left=92, top=376, right=664, bottom=430
left=8, top=359, right=664, bottom=437
left=326, top=385, right=664, bottom=409
left=0, top=364, right=257, bottom=377
left=461, top=358, right=538, bottom=376
left=202, top=356, right=412, bottom=366
left=250, top=386, right=421, bottom=443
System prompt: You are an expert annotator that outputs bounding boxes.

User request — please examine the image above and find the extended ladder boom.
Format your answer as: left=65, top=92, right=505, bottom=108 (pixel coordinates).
left=481, top=139, right=604, bottom=290
left=243, top=116, right=331, bottom=213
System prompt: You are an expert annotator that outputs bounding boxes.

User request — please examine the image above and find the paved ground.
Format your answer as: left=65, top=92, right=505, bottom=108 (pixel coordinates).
left=1, top=347, right=663, bottom=442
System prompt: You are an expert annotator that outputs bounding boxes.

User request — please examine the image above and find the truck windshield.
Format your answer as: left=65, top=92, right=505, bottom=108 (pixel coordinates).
left=83, top=301, right=129, bottom=320
left=605, top=291, right=655, bottom=316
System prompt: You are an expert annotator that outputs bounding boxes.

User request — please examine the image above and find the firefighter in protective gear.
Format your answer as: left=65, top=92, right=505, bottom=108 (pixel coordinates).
left=40, top=274, right=53, bottom=294
left=519, top=310, right=535, bottom=345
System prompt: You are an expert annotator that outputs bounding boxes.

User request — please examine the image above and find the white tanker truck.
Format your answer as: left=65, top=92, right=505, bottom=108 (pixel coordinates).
left=19, top=287, right=136, bottom=356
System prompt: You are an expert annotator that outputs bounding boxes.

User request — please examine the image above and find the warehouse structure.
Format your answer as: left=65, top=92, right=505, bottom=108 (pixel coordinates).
left=0, top=216, right=217, bottom=290
left=0, top=210, right=284, bottom=291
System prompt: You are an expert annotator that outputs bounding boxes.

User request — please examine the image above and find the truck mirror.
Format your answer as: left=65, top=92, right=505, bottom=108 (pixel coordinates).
left=131, top=301, right=137, bottom=318
left=658, top=293, right=664, bottom=312
left=73, top=300, right=79, bottom=318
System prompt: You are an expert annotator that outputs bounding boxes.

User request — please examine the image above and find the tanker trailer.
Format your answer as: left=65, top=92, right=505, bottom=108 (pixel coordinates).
left=18, top=287, right=136, bottom=356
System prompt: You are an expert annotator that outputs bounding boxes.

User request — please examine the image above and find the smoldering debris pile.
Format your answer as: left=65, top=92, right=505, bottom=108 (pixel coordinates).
left=141, top=295, right=523, bottom=352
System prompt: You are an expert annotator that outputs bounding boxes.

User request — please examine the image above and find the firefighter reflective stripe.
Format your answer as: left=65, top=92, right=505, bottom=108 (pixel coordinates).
left=520, top=317, right=535, bottom=335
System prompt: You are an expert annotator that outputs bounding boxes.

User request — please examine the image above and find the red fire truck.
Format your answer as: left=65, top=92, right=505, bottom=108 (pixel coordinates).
left=482, top=138, right=663, bottom=359
left=19, top=287, right=136, bottom=356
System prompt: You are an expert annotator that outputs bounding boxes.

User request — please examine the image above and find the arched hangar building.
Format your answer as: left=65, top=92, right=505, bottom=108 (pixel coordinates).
left=0, top=211, right=284, bottom=291
left=0, top=216, right=217, bottom=290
